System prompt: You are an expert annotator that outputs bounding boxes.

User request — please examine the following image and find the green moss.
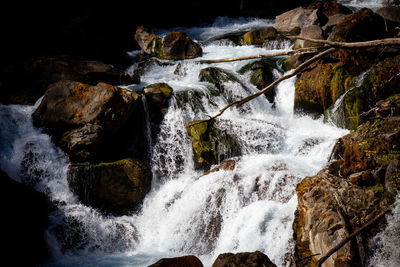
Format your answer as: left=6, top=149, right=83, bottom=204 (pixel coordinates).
left=186, top=120, right=209, bottom=141
left=376, top=151, right=400, bottom=166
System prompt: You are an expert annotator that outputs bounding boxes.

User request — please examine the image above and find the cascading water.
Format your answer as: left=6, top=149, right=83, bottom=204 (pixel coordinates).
left=0, top=9, right=397, bottom=267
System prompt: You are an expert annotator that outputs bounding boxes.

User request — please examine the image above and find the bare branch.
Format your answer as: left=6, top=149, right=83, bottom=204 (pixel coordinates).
left=286, top=36, right=400, bottom=48
left=196, top=47, right=319, bottom=64
left=316, top=203, right=395, bottom=267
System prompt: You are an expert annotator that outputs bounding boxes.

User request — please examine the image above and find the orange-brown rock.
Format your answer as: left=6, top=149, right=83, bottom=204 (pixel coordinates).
left=149, top=255, right=203, bottom=267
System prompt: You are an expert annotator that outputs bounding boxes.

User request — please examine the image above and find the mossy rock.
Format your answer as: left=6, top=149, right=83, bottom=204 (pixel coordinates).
left=242, top=27, right=278, bottom=46
left=238, top=59, right=276, bottom=102
left=67, top=158, right=152, bottom=215
left=186, top=119, right=241, bottom=169
left=341, top=54, right=400, bottom=129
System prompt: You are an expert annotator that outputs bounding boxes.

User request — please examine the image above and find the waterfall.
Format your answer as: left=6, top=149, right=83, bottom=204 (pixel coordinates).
left=0, top=13, right=395, bottom=267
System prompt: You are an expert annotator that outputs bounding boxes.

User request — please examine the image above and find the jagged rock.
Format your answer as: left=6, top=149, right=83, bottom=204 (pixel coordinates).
left=294, top=25, right=324, bottom=49
left=135, top=27, right=202, bottom=60
left=67, top=158, right=152, bottom=214
left=212, top=251, right=277, bottom=267
left=328, top=8, right=387, bottom=42
left=274, top=7, right=319, bottom=33
left=0, top=56, right=139, bottom=105
left=134, top=26, right=159, bottom=55
left=0, top=168, right=48, bottom=265
left=241, top=27, right=278, bottom=45
left=149, top=255, right=203, bottom=267
left=59, top=124, right=104, bottom=161
left=186, top=119, right=241, bottom=169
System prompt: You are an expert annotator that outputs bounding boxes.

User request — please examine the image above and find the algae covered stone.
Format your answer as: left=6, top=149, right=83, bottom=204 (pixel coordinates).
left=186, top=119, right=241, bottom=169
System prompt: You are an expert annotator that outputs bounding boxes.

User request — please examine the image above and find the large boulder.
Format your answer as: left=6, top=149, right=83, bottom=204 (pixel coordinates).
left=328, top=8, right=387, bottom=42
left=274, top=7, right=319, bottom=33
left=212, top=251, right=277, bottom=267
left=241, top=27, right=279, bottom=46
left=293, top=25, right=324, bottom=49
left=32, top=80, right=145, bottom=162
left=186, top=119, right=241, bottom=169
left=149, top=255, right=203, bottom=267
left=33, top=80, right=141, bottom=135
left=0, top=56, right=139, bottom=105
left=67, top=158, right=152, bottom=214
left=135, top=27, right=202, bottom=60
left=0, top=169, right=48, bottom=265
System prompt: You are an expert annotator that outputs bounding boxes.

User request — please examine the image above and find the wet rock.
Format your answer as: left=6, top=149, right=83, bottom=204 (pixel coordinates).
left=134, top=26, right=159, bottom=55
left=342, top=54, right=400, bottom=129
left=274, top=7, right=319, bottom=33
left=149, top=255, right=203, bottom=267
left=186, top=119, right=241, bottom=169
left=199, top=66, right=251, bottom=103
left=0, top=56, right=139, bottom=105
left=205, top=158, right=239, bottom=175
left=212, top=251, right=277, bottom=267
left=143, top=82, right=174, bottom=140
left=241, top=27, right=278, bottom=46
left=293, top=25, right=324, bottom=49
left=33, top=80, right=141, bottom=136
left=295, top=51, right=400, bottom=128
left=328, top=8, right=387, bottom=42
left=203, top=31, right=247, bottom=46
left=238, top=59, right=275, bottom=102
left=0, top=168, right=48, bottom=265
left=67, top=158, right=152, bottom=214
left=59, top=124, right=104, bottom=162
left=32, top=80, right=148, bottom=162
left=135, top=27, right=202, bottom=60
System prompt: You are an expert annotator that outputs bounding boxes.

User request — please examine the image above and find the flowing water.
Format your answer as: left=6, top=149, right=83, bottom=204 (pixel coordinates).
left=0, top=3, right=398, bottom=266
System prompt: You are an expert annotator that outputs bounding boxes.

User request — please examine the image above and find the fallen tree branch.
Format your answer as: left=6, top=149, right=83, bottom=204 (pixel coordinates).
left=205, top=47, right=336, bottom=121
left=316, top=203, right=395, bottom=267
left=196, top=47, right=319, bottom=64
left=286, top=36, right=400, bottom=48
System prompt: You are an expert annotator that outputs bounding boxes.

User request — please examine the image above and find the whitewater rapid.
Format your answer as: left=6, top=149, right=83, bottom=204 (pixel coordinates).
left=0, top=9, right=397, bottom=267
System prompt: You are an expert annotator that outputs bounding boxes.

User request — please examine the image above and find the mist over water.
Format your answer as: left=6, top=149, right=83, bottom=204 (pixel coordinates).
left=0, top=5, right=398, bottom=266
